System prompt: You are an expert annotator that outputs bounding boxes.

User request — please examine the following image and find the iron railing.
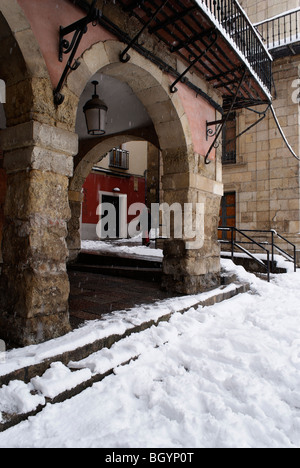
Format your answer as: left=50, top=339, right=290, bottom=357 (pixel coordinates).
left=219, top=227, right=297, bottom=281
left=200, top=0, right=273, bottom=92
left=255, top=8, right=300, bottom=51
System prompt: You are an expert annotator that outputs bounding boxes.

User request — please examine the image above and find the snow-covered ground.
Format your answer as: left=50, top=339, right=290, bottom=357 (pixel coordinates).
left=81, top=236, right=163, bottom=259
left=0, top=251, right=299, bottom=448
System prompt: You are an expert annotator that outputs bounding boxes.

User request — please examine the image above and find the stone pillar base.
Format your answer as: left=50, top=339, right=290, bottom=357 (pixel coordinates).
left=0, top=311, right=71, bottom=348
left=161, top=240, right=221, bottom=295
left=162, top=272, right=220, bottom=295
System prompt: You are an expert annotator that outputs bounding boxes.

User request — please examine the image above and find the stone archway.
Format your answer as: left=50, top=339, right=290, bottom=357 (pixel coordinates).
left=66, top=41, right=221, bottom=296
left=68, top=132, right=159, bottom=261
left=67, top=41, right=191, bottom=151
left=66, top=41, right=192, bottom=265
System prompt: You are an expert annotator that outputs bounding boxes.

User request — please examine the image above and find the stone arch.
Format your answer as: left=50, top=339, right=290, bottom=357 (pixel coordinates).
left=70, top=133, right=158, bottom=193
left=0, top=0, right=53, bottom=127
left=66, top=40, right=194, bottom=260
left=67, top=41, right=192, bottom=151
left=68, top=132, right=160, bottom=261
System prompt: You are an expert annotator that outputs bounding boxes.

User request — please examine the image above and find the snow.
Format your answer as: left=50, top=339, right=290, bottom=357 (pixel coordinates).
left=0, top=364, right=92, bottom=422
left=0, top=256, right=299, bottom=447
left=0, top=381, right=45, bottom=421
left=30, top=363, right=92, bottom=400
left=0, top=283, right=234, bottom=379
left=82, top=239, right=163, bottom=259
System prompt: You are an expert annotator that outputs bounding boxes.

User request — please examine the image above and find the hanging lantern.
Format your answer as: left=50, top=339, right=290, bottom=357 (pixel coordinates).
left=83, top=80, right=108, bottom=135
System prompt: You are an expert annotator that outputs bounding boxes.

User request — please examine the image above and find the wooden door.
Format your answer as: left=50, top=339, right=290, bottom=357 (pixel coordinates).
left=219, top=192, right=236, bottom=240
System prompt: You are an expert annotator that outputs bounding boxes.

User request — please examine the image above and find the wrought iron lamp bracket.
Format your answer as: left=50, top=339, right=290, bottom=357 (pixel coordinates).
left=54, top=0, right=99, bottom=106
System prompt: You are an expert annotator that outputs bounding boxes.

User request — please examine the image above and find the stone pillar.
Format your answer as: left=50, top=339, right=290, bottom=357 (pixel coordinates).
left=67, top=191, right=83, bottom=263
left=296, top=251, right=300, bottom=269
left=161, top=148, right=223, bottom=295
left=0, top=121, right=78, bottom=347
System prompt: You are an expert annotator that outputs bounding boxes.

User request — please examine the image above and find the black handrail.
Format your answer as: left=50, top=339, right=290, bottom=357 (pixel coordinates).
left=219, top=227, right=271, bottom=281
left=219, top=227, right=297, bottom=275
left=234, top=229, right=296, bottom=272
left=201, top=0, right=272, bottom=92
left=255, top=8, right=300, bottom=50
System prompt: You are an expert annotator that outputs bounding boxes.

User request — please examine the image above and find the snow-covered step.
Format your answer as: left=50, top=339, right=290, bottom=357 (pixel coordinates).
left=0, top=280, right=250, bottom=432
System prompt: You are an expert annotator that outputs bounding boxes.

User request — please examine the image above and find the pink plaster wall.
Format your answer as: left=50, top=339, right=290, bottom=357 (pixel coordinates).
left=17, top=0, right=116, bottom=86
left=175, top=81, right=216, bottom=160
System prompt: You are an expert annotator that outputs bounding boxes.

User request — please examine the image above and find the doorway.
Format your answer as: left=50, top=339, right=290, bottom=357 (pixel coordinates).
left=219, top=192, right=236, bottom=240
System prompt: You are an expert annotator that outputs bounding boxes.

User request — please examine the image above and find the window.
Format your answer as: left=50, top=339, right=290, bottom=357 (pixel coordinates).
left=109, top=147, right=129, bottom=170
left=222, top=113, right=236, bottom=165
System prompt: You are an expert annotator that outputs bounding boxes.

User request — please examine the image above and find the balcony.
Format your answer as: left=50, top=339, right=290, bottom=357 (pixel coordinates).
left=115, top=0, right=273, bottom=111
left=71, top=0, right=273, bottom=111
left=255, top=7, right=300, bottom=59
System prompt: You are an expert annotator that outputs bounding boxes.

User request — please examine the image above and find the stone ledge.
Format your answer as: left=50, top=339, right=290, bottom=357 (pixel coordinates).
left=0, top=121, right=78, bottom=156
left=4, top=146, right=74, bottom=177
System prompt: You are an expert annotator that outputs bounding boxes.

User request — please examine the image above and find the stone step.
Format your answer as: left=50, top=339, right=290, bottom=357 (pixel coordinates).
left=221, top=254, right=288, bottom=274
left=0, top=281, right=250, bottom=433
left=68, top=263, right=162, bottom=282
left=77, top=251, right=163, bottom=269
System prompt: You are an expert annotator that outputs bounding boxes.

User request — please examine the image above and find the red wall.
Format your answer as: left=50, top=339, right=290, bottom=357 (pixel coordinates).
left=82, top=172, right=146, bottom=225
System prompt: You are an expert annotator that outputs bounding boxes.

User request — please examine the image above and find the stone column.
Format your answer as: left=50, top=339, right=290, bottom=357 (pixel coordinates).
left=67, top=190, right=83, bottom=263
left=161, top=148, right=223, bottom=295
left=0, top=121, right=78, bottom=347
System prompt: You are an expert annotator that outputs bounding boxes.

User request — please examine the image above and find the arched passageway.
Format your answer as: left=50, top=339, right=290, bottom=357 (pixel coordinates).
left=67, top=41, right=222, bottom=296
left=0, top=4, right=223, bottom=347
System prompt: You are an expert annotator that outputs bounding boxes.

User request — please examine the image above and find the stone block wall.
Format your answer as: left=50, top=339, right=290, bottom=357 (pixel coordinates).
left=240, top=0, right=299, bottom=24
left=223, top=55, right=300, bottom=252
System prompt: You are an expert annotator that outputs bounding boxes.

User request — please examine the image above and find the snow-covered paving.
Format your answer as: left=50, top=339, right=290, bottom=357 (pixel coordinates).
left=0, top=260, right=300, bottom=448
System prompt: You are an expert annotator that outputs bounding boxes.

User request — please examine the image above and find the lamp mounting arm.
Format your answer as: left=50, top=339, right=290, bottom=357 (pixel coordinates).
left=54, top=0, right=100, bottom=106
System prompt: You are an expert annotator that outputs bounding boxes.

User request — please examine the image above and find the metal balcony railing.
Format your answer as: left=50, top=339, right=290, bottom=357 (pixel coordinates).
left=255, top=7, right=300, bottom=51
left=199, top=0, right=273, bottom=93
